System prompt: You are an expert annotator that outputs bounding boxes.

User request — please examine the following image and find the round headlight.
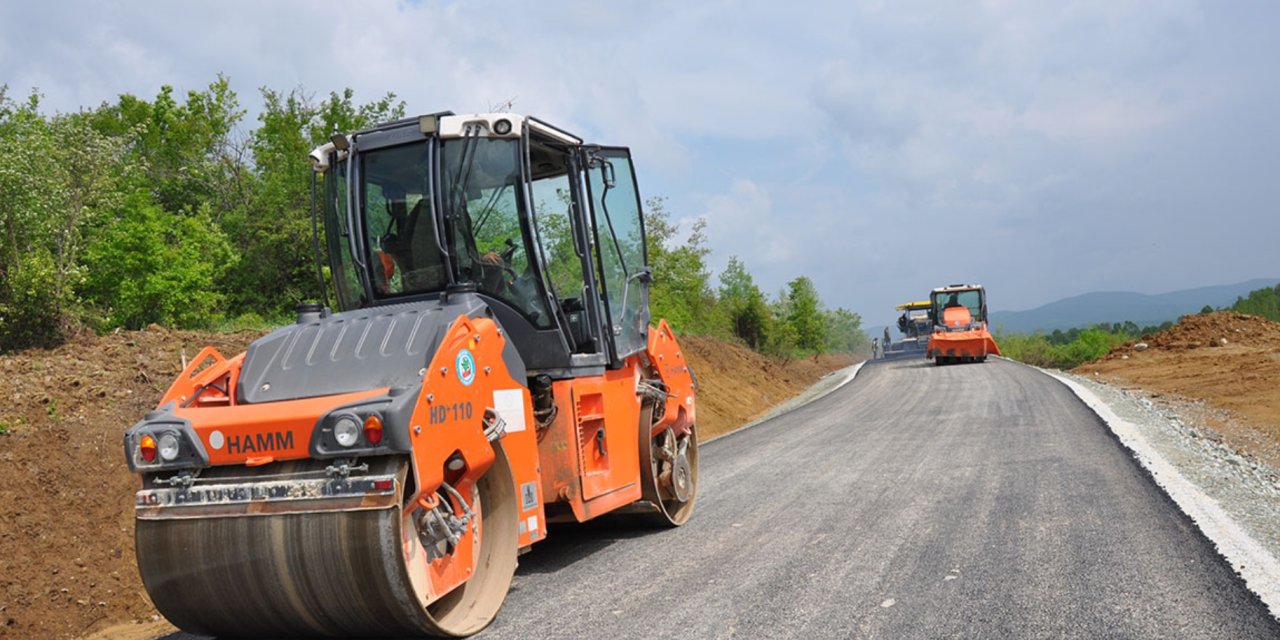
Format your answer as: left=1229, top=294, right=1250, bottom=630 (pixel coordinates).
left=334, top=416, right=361, bottom=447
left=158, top=433, right=181, bottom=461
left=493, top=118, right=512, bottom=135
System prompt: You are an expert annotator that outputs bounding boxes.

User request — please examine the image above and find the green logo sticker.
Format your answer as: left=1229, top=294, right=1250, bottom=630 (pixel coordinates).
left=456, top=349, right=476, bottom=386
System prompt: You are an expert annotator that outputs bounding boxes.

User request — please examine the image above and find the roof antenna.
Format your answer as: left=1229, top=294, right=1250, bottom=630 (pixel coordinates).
left=490, top=96, right=517, bottom=113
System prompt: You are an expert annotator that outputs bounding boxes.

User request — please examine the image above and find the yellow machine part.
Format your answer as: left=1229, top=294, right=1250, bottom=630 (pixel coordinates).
left=895, top=301, right=932, bottom=311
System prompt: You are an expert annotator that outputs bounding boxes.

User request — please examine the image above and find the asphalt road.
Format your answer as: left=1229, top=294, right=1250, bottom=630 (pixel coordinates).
left=166, top=357, right=1280, bottom=639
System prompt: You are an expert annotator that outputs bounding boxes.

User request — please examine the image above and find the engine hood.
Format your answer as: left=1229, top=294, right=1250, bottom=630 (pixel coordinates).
left=236, top=292, right=519, bottom=404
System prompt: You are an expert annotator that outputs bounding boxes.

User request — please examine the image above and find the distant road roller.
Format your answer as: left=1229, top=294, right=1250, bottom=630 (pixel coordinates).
left=123, top=112, right=698, bottom=637
left=927, top=283, right=1001, bottom=365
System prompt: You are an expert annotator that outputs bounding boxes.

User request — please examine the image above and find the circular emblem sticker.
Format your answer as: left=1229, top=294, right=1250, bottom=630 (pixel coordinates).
left=456, top=349, right=476, bottom=386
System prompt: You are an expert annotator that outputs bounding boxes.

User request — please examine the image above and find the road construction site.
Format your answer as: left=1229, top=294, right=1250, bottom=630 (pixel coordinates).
left=5, top=312, right=1280, bottom=638
left=152, top=353, right=1280, bottom=639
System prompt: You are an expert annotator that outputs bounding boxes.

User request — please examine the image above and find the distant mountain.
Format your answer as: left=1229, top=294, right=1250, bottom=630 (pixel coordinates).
left=989, top=278, right=1280, bottom=334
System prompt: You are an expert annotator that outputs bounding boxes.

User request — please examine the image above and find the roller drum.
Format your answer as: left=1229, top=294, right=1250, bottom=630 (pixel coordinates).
left=134, top=451, right=518, bottom=638
left=137, top=507, right=433, bottom=638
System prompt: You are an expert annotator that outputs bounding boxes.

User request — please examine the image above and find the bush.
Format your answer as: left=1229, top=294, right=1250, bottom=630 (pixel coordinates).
left=0, top=249, right=66, bottom=349
left=995, top=333, right=1057, bottom=367
left=82, top=196, right=235, bottom=329
left=998, top=325, right=1136, bottom=369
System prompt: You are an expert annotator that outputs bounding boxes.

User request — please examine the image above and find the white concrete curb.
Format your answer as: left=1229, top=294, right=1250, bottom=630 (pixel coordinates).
left=1044, top=369, right=1280, bottom=619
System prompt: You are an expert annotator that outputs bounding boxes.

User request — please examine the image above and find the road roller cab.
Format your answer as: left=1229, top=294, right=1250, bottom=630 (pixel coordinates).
left=926, top=283, right=1001, bottom=365
left=123, top=113, right=698, bottom=637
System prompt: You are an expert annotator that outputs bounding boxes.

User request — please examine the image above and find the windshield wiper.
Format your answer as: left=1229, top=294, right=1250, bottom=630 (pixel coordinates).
left=471, top=183, right=510, bottom=236
left=450, top=124, right=482, bottom=219
left=447, top=125, right=485, bottom=275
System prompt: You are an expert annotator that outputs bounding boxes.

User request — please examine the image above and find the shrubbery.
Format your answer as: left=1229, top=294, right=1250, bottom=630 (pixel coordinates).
left=996, top=321, right=1172, bottom=369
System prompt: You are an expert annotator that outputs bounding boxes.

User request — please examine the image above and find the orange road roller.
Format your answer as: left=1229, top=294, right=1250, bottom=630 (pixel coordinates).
left=123, top=112, right=698, bottom=637
left=927, top=283, right=1001, bottom=365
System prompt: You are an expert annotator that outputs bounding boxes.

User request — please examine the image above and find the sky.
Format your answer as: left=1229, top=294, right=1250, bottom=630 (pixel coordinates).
left=3, top=0, right=1277, bottom=327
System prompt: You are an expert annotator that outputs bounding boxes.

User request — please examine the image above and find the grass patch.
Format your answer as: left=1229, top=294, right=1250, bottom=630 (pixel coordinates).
left=996, top=320, right=1173, bottom=369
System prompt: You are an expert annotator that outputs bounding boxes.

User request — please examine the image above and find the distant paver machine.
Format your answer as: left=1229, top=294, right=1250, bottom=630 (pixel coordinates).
left=881, top=300, right=933, bottom=359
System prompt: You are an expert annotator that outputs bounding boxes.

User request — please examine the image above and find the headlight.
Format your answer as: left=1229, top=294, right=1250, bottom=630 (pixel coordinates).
left=334, top=416, right=361, bottom=447
left=158, top=433, right=181, bottom=461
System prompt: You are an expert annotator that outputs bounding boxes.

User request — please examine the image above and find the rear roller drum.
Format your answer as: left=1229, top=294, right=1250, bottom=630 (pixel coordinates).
left=636, top=404, right=698, bottom=526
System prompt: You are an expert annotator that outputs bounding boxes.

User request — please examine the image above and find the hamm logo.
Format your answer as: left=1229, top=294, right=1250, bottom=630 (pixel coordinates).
left=226, top=431, right=294, bottom=455
left=456, top=349, right=476, bottom=386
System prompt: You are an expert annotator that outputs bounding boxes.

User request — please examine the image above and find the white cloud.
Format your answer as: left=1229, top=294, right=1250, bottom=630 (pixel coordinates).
left=2, top=0, right=1278, bottom=321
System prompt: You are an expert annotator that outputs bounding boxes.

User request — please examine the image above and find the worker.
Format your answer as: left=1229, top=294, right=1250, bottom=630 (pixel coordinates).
left=945, top=293, right=963, bottom=308
left=872, top=337, right=880, bottom=359
left=372, top=233, right=404, bottom=295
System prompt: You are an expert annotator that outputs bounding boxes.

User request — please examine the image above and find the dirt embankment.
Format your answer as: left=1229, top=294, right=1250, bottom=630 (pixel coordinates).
left=1075, top=312, right=1280, bottom=466
left=0, top=327, right=262, bottom=640
left=679, top=335, right=856, bottom=439
left=0, top=327, right=853, bottom=639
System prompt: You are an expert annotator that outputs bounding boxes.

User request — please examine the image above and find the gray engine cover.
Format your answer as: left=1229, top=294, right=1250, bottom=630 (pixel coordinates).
left=236, top=295, right=492, bottom=404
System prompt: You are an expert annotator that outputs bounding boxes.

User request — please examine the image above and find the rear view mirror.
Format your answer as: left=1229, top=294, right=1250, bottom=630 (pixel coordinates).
left=602, top=160, right=616, bottom=189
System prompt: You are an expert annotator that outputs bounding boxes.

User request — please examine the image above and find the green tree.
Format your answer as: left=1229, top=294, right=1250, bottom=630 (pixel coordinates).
left=644, top=197, right=723, bottom=335
left=718, top=255, right=771, bottom=349
left=0, top=91, right=136, bottom=349
left=824, top=307, right=869, bottom=353
left=87, top=76, right=246, bottom=217
left=221, top=87, right=404, bottom=315
left=1230, top=284, right=1280, bottom=321
left=785, top=276, right=826, bottom=352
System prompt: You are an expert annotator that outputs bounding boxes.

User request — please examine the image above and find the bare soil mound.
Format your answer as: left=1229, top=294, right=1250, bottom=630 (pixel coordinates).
left=1075, top=312, right=1280, bottom=465
left=0, top=328, right=852, bottom=639
left=0, top=326, right=262, bottom=640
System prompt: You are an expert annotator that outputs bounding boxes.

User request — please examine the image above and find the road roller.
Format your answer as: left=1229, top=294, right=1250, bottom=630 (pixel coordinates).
left=122, top=112, right=698, bottom=637
left=927, top=283, right=1001, bottom=364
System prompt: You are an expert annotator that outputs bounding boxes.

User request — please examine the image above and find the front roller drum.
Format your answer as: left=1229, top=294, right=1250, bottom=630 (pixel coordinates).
left=136, top=452, right=518, bottom=638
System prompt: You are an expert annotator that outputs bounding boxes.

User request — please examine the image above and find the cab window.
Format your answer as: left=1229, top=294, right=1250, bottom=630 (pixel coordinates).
left=441, top=137, right=553, bottom=328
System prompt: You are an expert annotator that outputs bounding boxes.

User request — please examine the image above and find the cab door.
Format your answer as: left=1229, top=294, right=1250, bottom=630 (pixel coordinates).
left=580, top=147, right=651, bottom=365
left=563, top=147, right=650, bottom=507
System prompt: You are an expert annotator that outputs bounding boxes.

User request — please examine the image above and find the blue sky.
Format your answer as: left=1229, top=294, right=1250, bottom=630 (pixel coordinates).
left=3, top=1, right=1277, bottom=326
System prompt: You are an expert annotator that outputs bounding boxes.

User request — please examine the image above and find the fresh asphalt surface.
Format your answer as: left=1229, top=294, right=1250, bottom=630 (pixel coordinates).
left=165, top=357, right=1280, bottom=639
